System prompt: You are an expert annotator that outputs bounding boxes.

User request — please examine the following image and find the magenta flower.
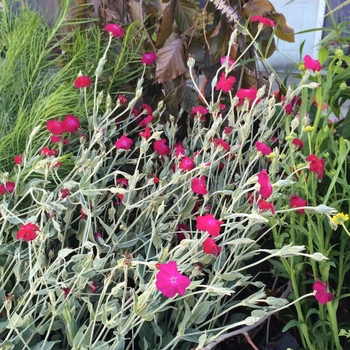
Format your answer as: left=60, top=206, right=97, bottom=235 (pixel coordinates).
left=74, top=75, right=92, bottom=88
left=90, top=281, right=98, bottom=293
left=139, top=126, right=151, bottom=139
left=0, top=184, right=5, bottom=195
left=115, top=135, right=133, bottom=150
left=203, top=237, right=221, bottom=256
left=139, top=114, right=153, bottom=127
left=62, top=114, right=80, bottom=133
left=16, top=223, right=40, bottom=241
left=14, top=155, right=23, bottom=165
left=236, top=87, right=258, bottom=101
left=154, top=139, right=171, bottom=156
left=220, top=55, right=235, bottom=67
left=191, top=176, right=208, bottom=195
left=292, top=138, right=304, bottom=149
left=196, top=214, right=224, bottom=237
left=155, top=261, right=191, bottom=298
left=255, top=141, right=272, bottom=155
left=39, top=147, right=58, bottom=157
left=215, top=72, right=236, bottom=92
left=213, top=138, right=230, bottom=152
left=257, top=169, right=272, bottom=199
left=179, top=156, right=195, bottom=171
left=60, top=188, right=70, bottom=199
left=104, top=23, right=124, bottom=37
left=46, top=119, right=65, bottom=135
left=174, top=141, right=186, bottom=157
left=303, top=55, right=322, bottom=72
left=141, top=52, right=157, bottom=65
left=5, top=182, right=15, bottom=193
left=250, top=15, right=275, bottom=27
left=313, top=279, right=334, bottom=304
left=62, top=287, right=71, bottom=299
left=257, top=199, right=275, bottom=214
left=290, top=195, right=307, bottom=214
left=306, top=154, right=325, bottom=179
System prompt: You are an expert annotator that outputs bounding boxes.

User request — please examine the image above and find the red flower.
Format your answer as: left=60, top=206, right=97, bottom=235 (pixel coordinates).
left=191, top=106, right=208, bottom=121
left=74, top=75, right=92, bottom=88
left=152, top=174, right=159, bottom=184
left=250, top=15, right=275, bottom=27
left=306, top=154, right=325, bottom=179
left=303, top=55, right=322, bottom=72
left=196, top=214, right=224, bottom=237
left=236, top=87, right=258, bottom=101
left=313, top=279, right=334, bottom=304
left=179, top=156, right=195, bottom=171
left=283, top=96, right=302, bottom=115
left=60, top=188, right=70, bottom=199
left=258, top=169, right=272, bottom=199
left=117, top=94, right=128, bottom=105
left=0, top=184, right=5, bottom=195
left=139, top=126, right=151, bottom=139
left=14, top=155, right=23, bottom=165
left=176, top=224, right=189, bottom=241
left=5, top=182, right=15, bottom=193
left=224, top=126, right=233, bottom=134
left=141, top=52, right=157, bottom=65
left=139, top=114, right=153, bottom=127
left=39, top=147, right=58, bottom=157
left=292, top=138, right=304, bottom=149
left=62, top=114, right=80, bottom=133
left=213, top=138, right=230, bottom=152
left=257, top=199, right=275, bottom=214
left=290, top=195, right=307, bottom=214
left=215, top=72, right=236, bottom=92
left=115, top=135, right=133, bottom=150
left=80, top=209, right=87, bottom=220
left=154, top=139, right=171, bottom=156
left=203, top=237, right=221, bottom=256
left=62, top=287, right=71, bottom=299
left=46, top=119, right=65, bottom=135
left=220, top=55, right=235, bottom=67
left=174, top=142, right=186, bottom=157
left=155, top=261, right=191, bottom=298
left=104, top=23, right=124, bottom=37
left=90, top=281, right=98, bottom=293
left=16, top=223, right=39, bottom=241
left=255, top=141, right=272, bottom=155
left=116, top=177, right=129, bottom=187
left=191, top=176, right=208, bottom=195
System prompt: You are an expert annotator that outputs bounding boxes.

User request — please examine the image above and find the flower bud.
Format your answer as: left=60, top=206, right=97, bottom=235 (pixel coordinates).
left=339, top=81, right=347, bottom=90
left=335, top=49, right=344, bottom=57
left=187, top=57, right=195, bottom=68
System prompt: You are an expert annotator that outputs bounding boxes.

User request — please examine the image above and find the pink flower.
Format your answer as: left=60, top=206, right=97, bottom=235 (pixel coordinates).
left=62, top=287, right=71, bottom=299
left=176, top=224, right=189, bottom=241
left=14, top=155, right=23, bottom=165
left=139, top=114, right=153, bottom=127
left=236, top=87, right=258, bottom=101
left=5, top=182, right=15, bottom=193
left=255, top=141, right=272, bottom=155
left=62, top=114, right=80, bottom=133
left=153, top=174, right=159, bottom=184
left=74, top=75, right=92, bottom=88
left=139, top=126, right=151, bottom=139
left=46, top=119, right=65, bottom=135
left=313, top=279, right=334, bottom=304
left=257, top=199, right=275, bottom=214
left=292, top=138, right=304, bottom=149
left=215, top=72, right=236, bottom=92
left=60, top=188, right=70, bottom=199
left=174, top=142, right=186, bottom=157
left=306, top=154, right=325, bottom=179
left=0, top=184, right=5, bottom=195
left=191, top=106, right=208, bottom=120
left=250, top=15, right=275, bottom=27
left=196, top=214, right=224, bottom=237
left=283, top=96, right=301, bottom=115
left=141, top=52, right=157, bottom=65
left=290, top=195, right=307, bottom=214
left=179, top=156, right=195, bottom=171
left=213, top=138, right=230, bottom=152
left=90, top=281, right=98, bottom=293
left=155, top=261, right=191, bottom=298
left=117, top=94, right=128, bottom=105
left=191, top=176, right=208, bottom=195
left=203, top=237, right=221, bottom=256
left=39, top=147, right=58, bottom=157
left=16, top=223, right=39, bottom=241
left=104, top=23, right=124, bottom=37
left=303, top=55, right=322, bottom=72
left=224, top=126, right=233, bottom=134
left=220, top=55, right=235, bottom=67
left=115, top=135, right=133, bottom=150
left=116, top=177, right=129, bottom=187
left=154, top=139, right=171, bottom=156
left=258, top=169, right=272, bottom=199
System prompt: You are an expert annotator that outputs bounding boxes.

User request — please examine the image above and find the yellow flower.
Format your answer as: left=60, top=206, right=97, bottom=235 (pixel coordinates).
left=331, top=213, right=349, bottom=225
left=303, top=126, right=314, bottom=132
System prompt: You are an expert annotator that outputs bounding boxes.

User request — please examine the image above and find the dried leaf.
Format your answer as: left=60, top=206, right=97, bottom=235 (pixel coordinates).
left=156, top=37, right=187, bottom=83
left=156, top=3, right=174, bottom=48
left=243, top=0, right=275, bottom=17
left=269, top=13, right=294, bottom=43
left=127, top=0, right=148, bottom=22
left=173, top=0, right=198, bottom=33
left=242, top=67, right=258, bottom=89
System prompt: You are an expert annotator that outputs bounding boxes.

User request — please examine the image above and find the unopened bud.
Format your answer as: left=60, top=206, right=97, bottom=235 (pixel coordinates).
left=187, top=57, right=195, bottom=68
left=335, top=49, right=344, bottom=57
